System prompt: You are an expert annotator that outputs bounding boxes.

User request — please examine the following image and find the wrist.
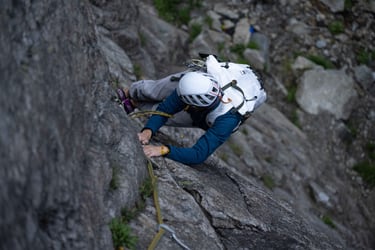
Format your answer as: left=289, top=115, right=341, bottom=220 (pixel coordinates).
left=160, top=145, right=170, bottom=156
left=141, top=128, right=153, bottom=137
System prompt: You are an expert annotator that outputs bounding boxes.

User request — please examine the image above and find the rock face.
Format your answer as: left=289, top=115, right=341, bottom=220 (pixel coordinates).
left=319, top=0, right=345, bottom=12
left=296, top=69, right=358, bottom=119
left=130, top=156, right=344, bottom=250
left=0, top=1, right=147, bottom=249
left=1, top=0, right=374, bottom=250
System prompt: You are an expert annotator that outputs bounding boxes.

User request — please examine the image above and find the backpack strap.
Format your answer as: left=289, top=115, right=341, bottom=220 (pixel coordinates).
left=222, top=80, right=247, bottom=97
left=222, top=79, right=259, bottom=121
left=222, top=80, right=245, bottom=113
left=170, top=74, right=185, bottom=82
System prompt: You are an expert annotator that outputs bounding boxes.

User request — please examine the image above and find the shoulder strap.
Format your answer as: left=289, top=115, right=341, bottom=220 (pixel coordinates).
left=221, top=80, right=245, bottom=112
left=222, top=79, right=259, bottom=114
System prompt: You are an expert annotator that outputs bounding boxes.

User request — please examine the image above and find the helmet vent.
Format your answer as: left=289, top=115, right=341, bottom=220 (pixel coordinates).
left=178, top=72, right=219, bottom=107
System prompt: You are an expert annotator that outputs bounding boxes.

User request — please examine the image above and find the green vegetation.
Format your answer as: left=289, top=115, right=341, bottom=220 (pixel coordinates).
left=230, top=43, right=247, bottom=56
left=240, top=127, right=249, bottom=136
left=110, top=165, right=120, bottom=190
left=322, top=215, right=336, bottom=228
left=139, top=32, right=146, bottom=47
left=189, top=23, right=202, bottom=42
left=204, top=15, right=213, bottom=29
left=131, top=177, right=155, bottom=213
left=346, top=120, right=358, bottom=139
left=229, top=39, right=262, bottom=65
left=280, top=57, right=294, bottom=84
left=353, top=161, right=375, bottom=187
left=109, top=176, right=154, bottom=249
left=247, top=40, right=260, bottom=50
left=229, top=141, right=243, bottom=156
left=120, top=207, right=138, bottom=222
left=261, top=175, right=276, bottom=190
left=290, top=109, right=301, bottom=128
left=230, top=39, right=261, bottom=57
left=109, top=77, right=120, bottom=89
left=357, top=48, right=375, bottom=65
left=140, top=177, right=154, bottom=200
left=306, top=54, right=335, bottom=69
left=133, top=64, right=142, bottom=80
left=344, top=0, right=353, bottom=10
left=236, top=57, right=250, bottom=65
left=366, top=142, right=375, bottom=160
left=229, top=44, right=248, bottom=64
left=217, top=42, right=226, bottom=55
left=264, top=156, right=273, bottom=163
left=219, top=152, right=229, bottom=163
left=178, top=180, right=194, bottom=188
left=285, top=84, right=301, bottom=128
left=286, top=85, right=297, bottom=104
left=153, top=0, right=202, bottom=25
left=328, top=20, right=345, bottom=35
left=353, top=142, right=375, bottom=187
left=110, top=218, right=138, bottom=250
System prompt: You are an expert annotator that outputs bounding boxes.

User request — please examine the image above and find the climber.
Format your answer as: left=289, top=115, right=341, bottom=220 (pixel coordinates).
left=116, top=55, right=266, bottom=165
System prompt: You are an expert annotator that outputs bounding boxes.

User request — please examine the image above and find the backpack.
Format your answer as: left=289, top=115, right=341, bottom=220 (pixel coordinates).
left=202, top=55, right=267, bottom=127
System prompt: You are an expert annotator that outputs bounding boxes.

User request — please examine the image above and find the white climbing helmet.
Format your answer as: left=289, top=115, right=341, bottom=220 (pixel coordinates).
left=177, top=72, right=220, bottom=107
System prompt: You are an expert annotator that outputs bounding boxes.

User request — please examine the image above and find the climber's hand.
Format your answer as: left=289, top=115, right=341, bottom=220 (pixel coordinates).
left=142, top=145, right=162, bottom=157
left=142, top=145, right=170, bottom=158
left=138, top=129, right=152, bottom=145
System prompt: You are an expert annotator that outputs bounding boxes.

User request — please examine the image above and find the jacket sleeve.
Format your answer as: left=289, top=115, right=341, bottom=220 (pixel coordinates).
left=143, top=90, right=186, bottom=135
left=166, top=111, right=242, bottom=165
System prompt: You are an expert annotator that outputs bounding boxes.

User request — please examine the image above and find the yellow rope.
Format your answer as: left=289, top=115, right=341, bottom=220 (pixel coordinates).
left=111, top=94, right=172, bottom=119
left=146, top=159, right=165, bottom=250
left=129, top=110, right=173, bottom=119
left=147, top=229, right=165, bottom=250
left=111, top=92, right=176, bottom=249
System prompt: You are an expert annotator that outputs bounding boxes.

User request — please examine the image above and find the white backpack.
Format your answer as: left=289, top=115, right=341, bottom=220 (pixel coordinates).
left=204, top=55, right=267, bottom=126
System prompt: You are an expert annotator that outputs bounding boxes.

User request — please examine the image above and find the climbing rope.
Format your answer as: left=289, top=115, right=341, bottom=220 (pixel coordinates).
left=112, top=91, right=188, bottom=249
left=146, top=159, right=165, bottom=250
left=111, top=93, right=173, bottom=119
left=146, top=159, right=190, bottom=250
left=129, top=110, right=173, bottom=119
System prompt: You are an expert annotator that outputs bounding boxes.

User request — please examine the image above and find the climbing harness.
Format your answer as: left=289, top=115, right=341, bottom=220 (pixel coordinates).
left=146, top=159, right=190, bottom=250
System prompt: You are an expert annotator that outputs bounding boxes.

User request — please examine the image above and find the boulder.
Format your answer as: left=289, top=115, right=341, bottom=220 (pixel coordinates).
left=296, top=69, right=358, bottom=119
left=233, top=18, right=250, bottom=45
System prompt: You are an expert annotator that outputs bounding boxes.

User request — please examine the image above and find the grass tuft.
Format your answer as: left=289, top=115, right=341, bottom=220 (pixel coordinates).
left=154, top=0, right=202, bottom=26
left=328, top=20, right=344, bottom=35
left=189, top=23, right=202, bottom=42
left=261, top=175, right=276, bottom=190
left=353, top=161, right=375, bottom=187
left=306, top=54, right=335, bottom=69
left=110, top=218, right=138, bottom=250
left=322, top=215, right=336, bottom=228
